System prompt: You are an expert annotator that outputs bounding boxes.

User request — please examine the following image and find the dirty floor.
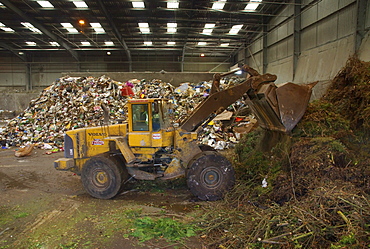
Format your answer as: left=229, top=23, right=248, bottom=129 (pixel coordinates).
left=0, top=149, right=205, bottom=249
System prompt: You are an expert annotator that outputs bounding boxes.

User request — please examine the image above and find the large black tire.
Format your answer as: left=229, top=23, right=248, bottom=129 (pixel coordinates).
left=81, top=154, right=128, bottom=199
left=186, top=151, right=235, bottom=201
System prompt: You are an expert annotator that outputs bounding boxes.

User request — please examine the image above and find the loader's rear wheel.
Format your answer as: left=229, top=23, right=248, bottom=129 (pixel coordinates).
left=81, top=155, right=128, bottom=199
left=186, top=151, right=235, bottom=201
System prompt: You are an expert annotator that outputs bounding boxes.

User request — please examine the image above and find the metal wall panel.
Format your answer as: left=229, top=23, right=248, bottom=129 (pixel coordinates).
left=301, top=25, right=317, bottom=50
left=339, top=0, right=356, bottom=9
left=317, top=14, right=338, bottom=45
left=318, top=0, right=339, bottom=20
left=338, top=3, right=356, bottom=38
left=301, top=4, right=318, bottom=29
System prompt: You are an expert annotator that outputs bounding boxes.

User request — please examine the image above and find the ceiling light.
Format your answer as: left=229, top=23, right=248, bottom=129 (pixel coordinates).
left=132, top=1, right=145, bottom=8
left=200, top=53, right=205, bottom=57
left=49, top=42, right=60, bottom=46
left=107, top=51, right=111, bottom=55
left=61, top=23, right=78, bottom=33
left=202, top=23, right=215, bottom=35
left=78, top=20, right=85, bottom=25
left=167, top=23, right=177, bottom=33
left=245, top=0, right=262, bottom=11
left=91, top=23, right=105, bottom=33
left=21, top=22, right=42, bottom=33
left=139, top=23, right=150, bottom=33
left=73, top=1, right=88, bottom=8
left=144, top=41, right=152, bottom=45
left=212, top=0, right=226, bottom=10
left=81, top=41, right=91, bottom=45
left=105, top=41, right=114, bottom=46
left=26, top=41, right=37, bottom=46
left=220, top=43, right=229, bottom=46
left=37, top=1, right=54, bottom=8
left=0, top=23, right=14, bottom=32
left=167, top=1, right=179, bottom=9
left=229, top=24, right=243, bottom=35
left=167, top=41, right=176, bottom=45
left=198, top=42, right=207, bottom=46
left=19, top=52, right=24, bottom=55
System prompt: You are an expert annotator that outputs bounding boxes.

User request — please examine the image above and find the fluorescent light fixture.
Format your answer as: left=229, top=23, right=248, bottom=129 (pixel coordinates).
left=105, top=41, right=114, bottom=46
left=91, top=23, right=105, bottom=33
left=144, top=41, right=152, bottom=45
left=49, top=42, right=60, bottom=46
left=21, top=22, right=42, bottom=33
left=37, top=1, right=54, bottom=8
left=73, top=1, right=88, bottom=8
left=139, top=23, right=150, bottom=33
left=26, top=41, right=37, bottom=46
left=229, top=24, right=243, bottom=35
left=198, top=42, right=207, bottom=46
left=235, top=70, right=243, bottom=75
left=220, top=43, right=229, bottom=46
left=132, top=1, right=145, bottom=8
left=81, top=41, right=91, bottom=45
left=167, top=41, right=176, bottom=45
left=0, top=23, right=14, bottom=32
left=167, top=23, right=177, bottom=33
left=245, top=0, right=262, bottom=11
left=202, top=23, right=215, bottom=35
left=212, top=0, right=226, bottom=10
left=61, top=23, right=78, bottom=33
left=167, top=1, right=179, bottom=8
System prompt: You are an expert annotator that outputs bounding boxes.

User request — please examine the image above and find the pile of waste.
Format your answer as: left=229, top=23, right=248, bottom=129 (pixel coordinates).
left=0, top=75, right=256, bottom=151
left=199, top=57, right=370, bottom=248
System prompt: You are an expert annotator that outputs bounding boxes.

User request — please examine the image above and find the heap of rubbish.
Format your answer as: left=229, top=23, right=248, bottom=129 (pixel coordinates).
left=0, top=75, right=257, bottom=151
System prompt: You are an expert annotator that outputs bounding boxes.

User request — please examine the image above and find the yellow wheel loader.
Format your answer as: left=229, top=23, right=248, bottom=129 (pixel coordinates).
left=54, top=65, right=316, bottom=200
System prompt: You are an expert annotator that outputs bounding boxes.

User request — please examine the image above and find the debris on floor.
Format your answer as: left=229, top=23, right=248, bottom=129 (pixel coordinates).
left=0, top=75, right=256, bottom=151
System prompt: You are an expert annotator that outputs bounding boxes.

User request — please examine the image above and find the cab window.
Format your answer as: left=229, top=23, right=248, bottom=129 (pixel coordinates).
left=152, top=102, right=161, bottom=131
left=132, top=104, right=149, bottom=131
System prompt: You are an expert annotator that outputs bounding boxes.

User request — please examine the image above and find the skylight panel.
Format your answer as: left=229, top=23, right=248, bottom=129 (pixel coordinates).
left=167, top=23, right=177, bottom=33
left=229, top=24, right=243, bottom=35
left=139, top=23, right=150, bottom=33
left=144, top=41, right=152, bottom=45
left=0, top=22, right=14, bottom=32
left=73, top=1, right=88, bottom=8
left=167, top=1, right=179, bottom=9
left=212, top=0, right=226, bottom=10
left=105, top=41, right=114, bottom=46
left=90, top=23, right=105, bottom=33
left=61, top=23, right=79, bottom=33
left=132, top=1, right=145, bottom=8
left=37, top=1, right=54, bottom=8
left=49, top=42, right=60, bottom=46
left=21, top=22, right=42, bottom=33
left=167, top=41, right=176, bottom=45
left=81, top=41, right=91, bottom=45
left=198, top=42, right=207, bottom=46
left=245, top=0, right=262, bottom=11
left=26, top=41, right=37, bottom=46
left=202, top=23, right=215, bottom=35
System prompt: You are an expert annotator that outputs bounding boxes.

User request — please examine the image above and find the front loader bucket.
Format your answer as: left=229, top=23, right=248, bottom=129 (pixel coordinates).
left=246, top=81, right=316, bottom=132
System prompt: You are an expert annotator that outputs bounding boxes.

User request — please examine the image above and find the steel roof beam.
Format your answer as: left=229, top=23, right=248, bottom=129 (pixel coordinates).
left=96, top=0, right=132, bottom=71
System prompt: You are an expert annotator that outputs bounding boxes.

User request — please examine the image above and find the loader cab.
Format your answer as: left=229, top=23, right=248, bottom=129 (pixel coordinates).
left=127, top=99, right=174, bottom=148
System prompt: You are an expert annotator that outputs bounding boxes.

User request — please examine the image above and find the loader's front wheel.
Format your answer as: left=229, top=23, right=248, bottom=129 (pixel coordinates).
left=187, top=151, right=235, bottom=201
left=81, top=155, right=127, bottom=199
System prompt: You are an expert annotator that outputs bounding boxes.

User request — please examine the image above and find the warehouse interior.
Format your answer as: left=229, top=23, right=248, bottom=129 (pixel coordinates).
left=1, top=1, right=370, bottom=248
left=0, top=0, right=369, bottom=109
